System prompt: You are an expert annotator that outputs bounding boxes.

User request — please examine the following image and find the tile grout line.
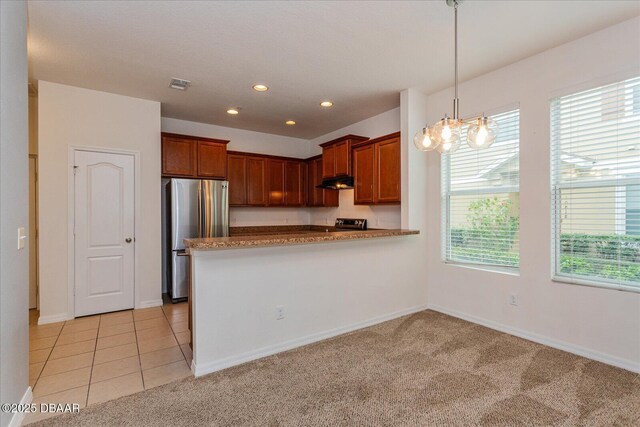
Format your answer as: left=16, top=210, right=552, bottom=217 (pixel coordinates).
left=30, top=319, right=67, bottom=392
left=162, top=303, right=190, bottom=366
left=132, top=311, right=147, bottom=390
left=84, top=315, right=101, bottom=408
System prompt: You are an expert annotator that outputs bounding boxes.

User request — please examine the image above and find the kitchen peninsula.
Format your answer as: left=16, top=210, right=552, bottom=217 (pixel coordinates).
left=186, top=225, right=421, bottom=377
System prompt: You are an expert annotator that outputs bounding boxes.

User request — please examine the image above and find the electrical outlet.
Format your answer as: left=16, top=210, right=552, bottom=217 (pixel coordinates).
left=509, top=294, right=518, bottom=306
left=276, top=305, right=285, bottom=320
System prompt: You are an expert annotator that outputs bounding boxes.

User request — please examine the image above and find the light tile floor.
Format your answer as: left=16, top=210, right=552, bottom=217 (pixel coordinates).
left=25, top=300, right=192, bottom=424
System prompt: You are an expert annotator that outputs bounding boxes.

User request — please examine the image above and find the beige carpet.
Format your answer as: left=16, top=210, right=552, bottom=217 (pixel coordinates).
left=31, top=310, right=640, bottom=426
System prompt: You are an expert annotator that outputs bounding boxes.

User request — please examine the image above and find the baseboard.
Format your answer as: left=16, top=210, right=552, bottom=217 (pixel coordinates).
left=136, top=299, right=163, bottom=309
left=8, top=387, right=32, bottom=427
left=192, top=304, right=428, bottom=377
left=427, top=303, right=639, bottom=374
left=37, top=313, right=71, bottom=325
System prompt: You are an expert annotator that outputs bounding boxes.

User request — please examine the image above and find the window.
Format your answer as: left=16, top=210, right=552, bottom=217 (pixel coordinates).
left=442, top=109, right=520, bottom=269
left=551, top=76, right=640, bottom=291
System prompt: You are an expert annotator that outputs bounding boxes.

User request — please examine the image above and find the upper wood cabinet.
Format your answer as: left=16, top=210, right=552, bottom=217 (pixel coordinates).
left=285, top=161, right=306, bottom=207
left=246, top=157, right=267, bottom=206
left=307, top=156, right=338, bottom=207
left=227, top=154, right=248, bottom=205
left=267, top=159, right=285, bottom=206
left=353, top=144, right=375, bottom=204
left=320, top=135, right=368, bottom=179
left=228, top=153, right=267, bottom=207
left=162, top=133, right=228, bottom=179
left=353, top=132, right=401, bottom=205
left=197, top=141, right=227, bottom=179
left=162, top=135, right=197, bottom=177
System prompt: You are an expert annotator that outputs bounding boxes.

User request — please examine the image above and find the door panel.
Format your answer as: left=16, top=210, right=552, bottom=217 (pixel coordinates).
left=197, top=141, right=227, bottom=179
left=375, top=137, right=401, bottom=203
left=75, top=150, right=135, bottom=316
left=247, top=157, right=267, bottom=206
left=268, top=159, right=285, bottom=206
left=227, top=154, right=247, bottom=205
left=162, top=137, right=196, bottom=177
left=353, top=145, right=375, bottom=204
left=285, top=161, right=304, bottom=206
left=334, top=141, right=351, bottom=176
left=322, top=146, right=335, bottom=178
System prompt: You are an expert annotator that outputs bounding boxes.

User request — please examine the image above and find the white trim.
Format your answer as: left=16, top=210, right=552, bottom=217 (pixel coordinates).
left=37, top=313, right=71, bottom=325
left=552, top=275, right=640, bottom=294
left=136, top=299, right=163, bottom=309
left=8, top=387, right=32, bottom=427
left=444, top=260, right=520, bottom=277
left=67, top=146, right=141, bottom=319
left=191, top=304, right=429, bottom=377
left=427, top=303, right=639, bottom=374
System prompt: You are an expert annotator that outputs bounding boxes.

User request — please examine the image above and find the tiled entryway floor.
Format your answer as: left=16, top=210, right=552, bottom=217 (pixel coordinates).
left=26, top=300, right=192, bottom=424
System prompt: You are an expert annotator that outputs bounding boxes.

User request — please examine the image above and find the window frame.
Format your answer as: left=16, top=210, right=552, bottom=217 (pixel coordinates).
left=441, top=107, right=521, bottom=272
left=550, top=76, right=640, bottom=294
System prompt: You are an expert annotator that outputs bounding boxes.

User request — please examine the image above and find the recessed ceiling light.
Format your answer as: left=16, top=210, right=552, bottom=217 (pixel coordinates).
left=320, top=101, right=333, bottom=108
left=253, top=84, right=269, bottom=92
left=169, top=77, right=191, bottom=90
left=285, top=120, right=296, bottom=125
left=227, top=108, right=239, bottom=115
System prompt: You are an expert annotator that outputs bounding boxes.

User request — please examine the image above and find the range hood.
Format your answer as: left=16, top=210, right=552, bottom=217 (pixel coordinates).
left=316, top=176, right=354, bottom=190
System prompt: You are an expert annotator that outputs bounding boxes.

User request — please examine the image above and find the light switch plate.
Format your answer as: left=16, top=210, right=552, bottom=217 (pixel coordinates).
left=17, top=227, right=26, bottom=250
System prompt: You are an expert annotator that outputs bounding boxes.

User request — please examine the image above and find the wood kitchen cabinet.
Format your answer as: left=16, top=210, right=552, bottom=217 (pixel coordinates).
left=227, top=154, right=248, bottom=205
left=353, top=132, right=401, bottom=205
left=307, top=156, right=338, bottom=207
left=285, top=161, right=306, bottom=207
left=246, top=157, right=267, bottom=206
left=162, top=133, right=229, bottom=179
left=162, top=135, right=197, bottom=177
left=267, top=159, right=285, bottom=206
left=228, top=152, right=268, bottom=207
left=353, top=144, right=375, bottom=204
left=320, top=134, right=369, bottom=178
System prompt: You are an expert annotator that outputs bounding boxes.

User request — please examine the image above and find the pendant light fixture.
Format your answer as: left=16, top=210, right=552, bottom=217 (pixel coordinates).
left=413, top=0, right=498, bottom=154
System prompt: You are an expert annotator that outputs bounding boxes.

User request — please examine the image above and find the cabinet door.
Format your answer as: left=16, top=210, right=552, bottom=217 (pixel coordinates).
left=247, top=157, right=267, bottom=206
left=322, top=145, right=336, bottom=178
left=306, top=159, right=319, bottom=206
left=334, top=141, right=351, bottom=176
left=267, top=159, right=285, bottom=206
left=197, top=141, right=227, bottom=179
left=353, top=144, right=375, bottom=204
left=162, top=136, right=196, bottom=177
left=227, top=154, right=247, bottom=206
left=285, top=161, right=305, bottom=206
left=375, top=137, right=401, bottom=203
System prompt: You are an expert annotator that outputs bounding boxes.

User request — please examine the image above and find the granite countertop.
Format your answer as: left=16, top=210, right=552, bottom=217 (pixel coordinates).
left=185, top=226, right=419, bottom=251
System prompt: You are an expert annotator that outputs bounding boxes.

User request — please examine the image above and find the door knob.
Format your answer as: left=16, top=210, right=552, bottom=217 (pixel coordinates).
left=125, top=237, right=132, bottom=243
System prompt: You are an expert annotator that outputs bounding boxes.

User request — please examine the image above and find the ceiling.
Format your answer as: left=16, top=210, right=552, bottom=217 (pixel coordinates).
left=27, top=1, right=640, bottom=139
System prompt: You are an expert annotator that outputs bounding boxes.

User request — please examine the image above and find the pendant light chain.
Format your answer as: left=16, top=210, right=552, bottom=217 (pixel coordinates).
left=453, top=1, right=459, bottom=120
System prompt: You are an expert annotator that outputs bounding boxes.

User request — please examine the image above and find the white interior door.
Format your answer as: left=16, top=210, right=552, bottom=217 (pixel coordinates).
left=29, top=156, right=38, bottom=309
left=74, top=150, right=135, bottom=317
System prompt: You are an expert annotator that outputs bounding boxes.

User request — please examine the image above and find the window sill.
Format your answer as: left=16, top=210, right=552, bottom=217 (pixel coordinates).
left=444, top=260, right=520, bottom=277
left=552, top=275, right=640, bottom=294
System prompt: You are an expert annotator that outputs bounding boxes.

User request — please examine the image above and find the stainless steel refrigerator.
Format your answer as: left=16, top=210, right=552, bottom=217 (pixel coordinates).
left=163, top=178, right=229, bottom=302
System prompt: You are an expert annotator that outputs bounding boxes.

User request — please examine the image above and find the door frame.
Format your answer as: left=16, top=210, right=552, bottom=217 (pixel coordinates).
left=67, top=146, right=141, bottom=319
left=29, top=154, right=39, bottom=310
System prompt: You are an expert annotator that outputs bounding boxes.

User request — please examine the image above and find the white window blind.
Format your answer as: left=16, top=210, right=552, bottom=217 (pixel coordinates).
left=551, top=76, right=640, bottom=292
left=442, top=109, right=520, bottom=268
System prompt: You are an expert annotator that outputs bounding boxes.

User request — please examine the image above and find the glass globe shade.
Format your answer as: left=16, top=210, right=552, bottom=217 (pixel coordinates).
left=467, top=116, right=498, bottom=149
left=432, top=117, right=461, bottom=153
left=413, top=127, right=439, bottom=151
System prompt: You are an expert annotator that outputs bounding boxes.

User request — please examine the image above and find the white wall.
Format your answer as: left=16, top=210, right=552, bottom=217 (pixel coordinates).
left=308, top=107, right=402, bottom=229
left=162, top=117, right=312, bottom=226
left=0, top=1, right=30, bottom=425
left=38, top=82, right=162, bottom=322
left=423, top=17, right=640, bottom=371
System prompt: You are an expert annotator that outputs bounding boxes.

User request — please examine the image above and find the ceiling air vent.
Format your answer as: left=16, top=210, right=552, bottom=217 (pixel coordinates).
left=169, top=78, right=191, bottom=91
